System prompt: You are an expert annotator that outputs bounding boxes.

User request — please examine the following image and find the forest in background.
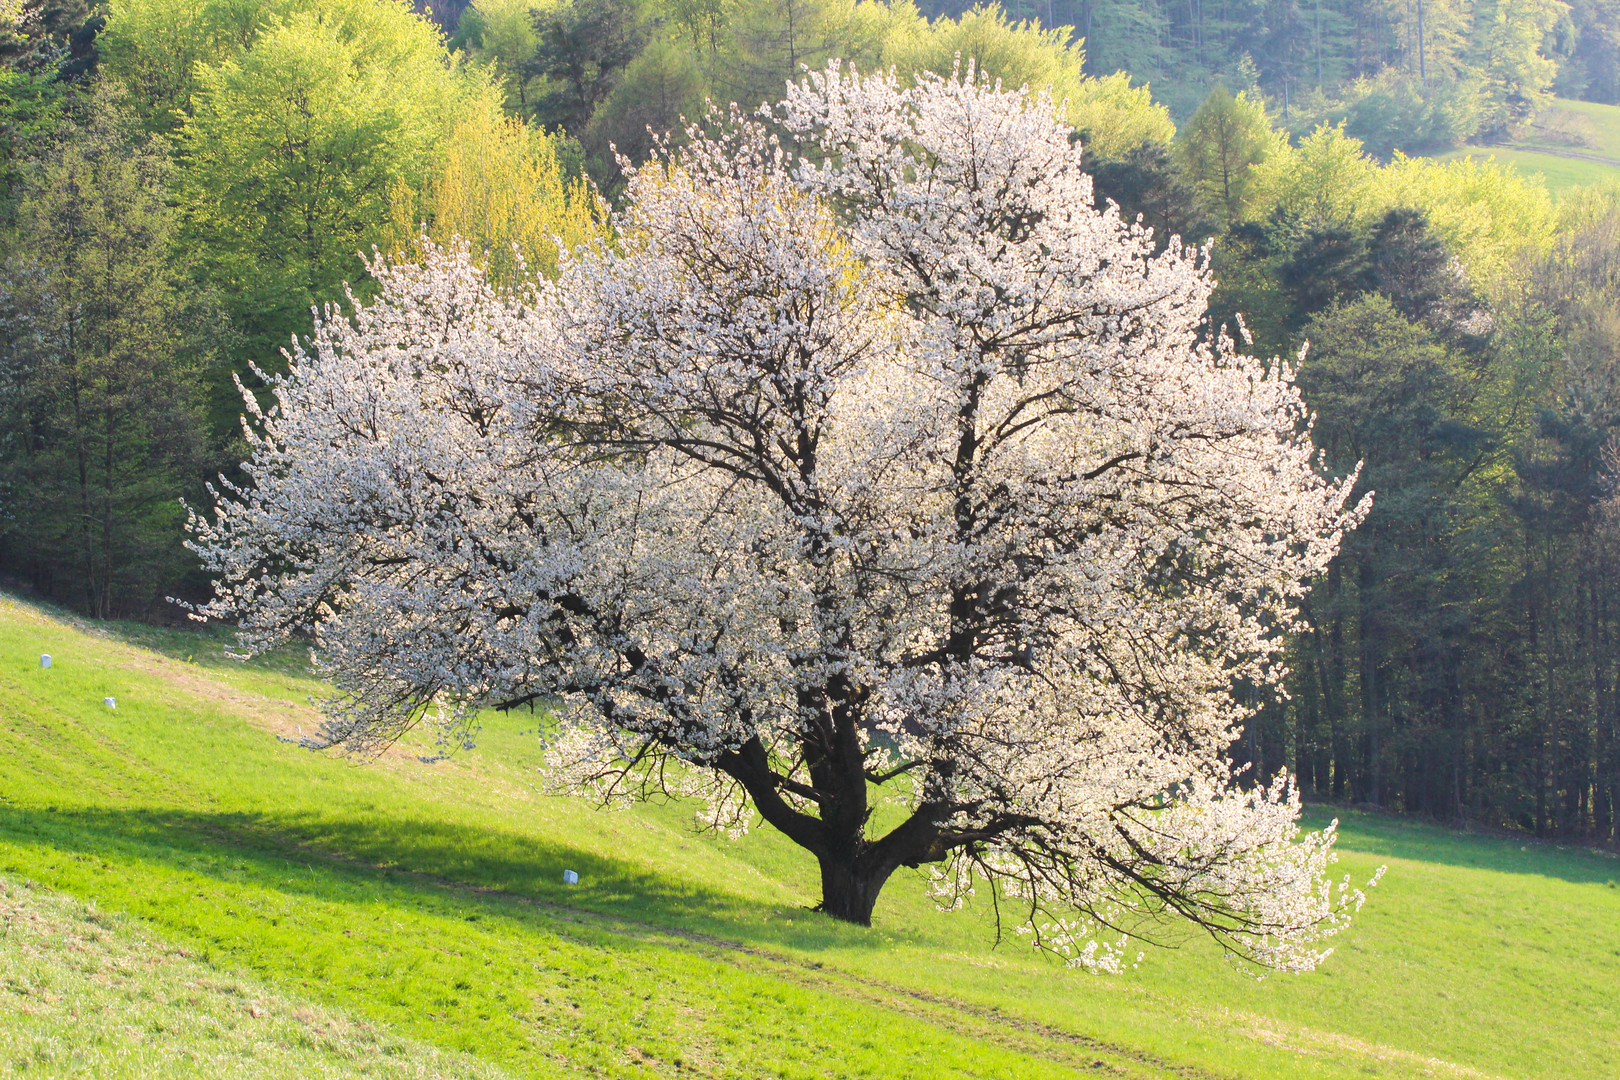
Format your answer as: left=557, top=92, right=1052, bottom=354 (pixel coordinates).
left=1, top=0, right=1619, bottom=847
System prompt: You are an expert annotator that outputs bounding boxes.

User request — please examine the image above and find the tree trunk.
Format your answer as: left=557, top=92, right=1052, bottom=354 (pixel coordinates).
left=815, top=853, right=893, bottom=926
left=1359, top=559, right=1382, bottom=805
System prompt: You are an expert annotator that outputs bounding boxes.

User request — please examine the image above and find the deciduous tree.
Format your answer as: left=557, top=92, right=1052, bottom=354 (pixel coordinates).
left=388, top=108, right=604, bottom=283
left=178, top=6, right=464, bottom=420
left=192, top=67, right=1376, bottom=968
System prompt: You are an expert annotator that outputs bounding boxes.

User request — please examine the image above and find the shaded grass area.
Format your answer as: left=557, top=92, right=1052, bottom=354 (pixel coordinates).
left=0, top=593, right=1616, bottom=1078
left=1525, top=98, right=1620, bottom=160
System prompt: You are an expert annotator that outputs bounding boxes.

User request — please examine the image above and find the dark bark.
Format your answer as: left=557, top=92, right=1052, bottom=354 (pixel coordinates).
left=814, top=854, right=891, bottom=925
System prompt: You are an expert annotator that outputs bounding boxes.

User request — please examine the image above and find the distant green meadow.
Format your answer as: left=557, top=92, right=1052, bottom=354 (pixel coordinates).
left=0, top=594, right=1615, bottom=1078
left=1432, top=97, right=1620, bottom=193
left=1432, top=144, right=1618, bottom=192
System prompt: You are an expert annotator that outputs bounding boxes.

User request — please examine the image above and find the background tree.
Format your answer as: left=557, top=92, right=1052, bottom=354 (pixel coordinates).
left=1466, top=0, right=1567, bottom=135
left=1085, top=138, right=1214, bottom=248
left=523, top=0, right=649, bottom=133
left=1177, top=85, right=1284, bottom=224
left=177, top=6, right=468, bottom=428
left=453, top=0, right=545, bottom=113
left=0, top=88, right=216, bottom=616
left=583, top=37, right=706, bottom=173
left=0, top=0, right=99, bottom=80
left=389, top=107, right=605, bottom=281
left=0, top=0, right=91, bottom=224
left=191, top=68, right=1374, bottom=964
left=891, top=6, right=1176, bottom=157
left=1288, top=293, right=1495, bottom=805
left=1553, top=0, right=1620, bottom=102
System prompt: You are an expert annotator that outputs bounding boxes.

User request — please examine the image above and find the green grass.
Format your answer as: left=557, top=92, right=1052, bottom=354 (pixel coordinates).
left=0, top=875, right=514, bottom=1079
left=1431, top=144, right=1618, bottom=191
left=1524, top=97, right=1620, bottom=160
left=1, top=592, right=1616, bottom=1078
left=1431, top=98, right=1620, bottom=193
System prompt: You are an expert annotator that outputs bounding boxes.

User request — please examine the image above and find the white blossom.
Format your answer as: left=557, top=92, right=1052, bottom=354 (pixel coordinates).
left=190, top=64, right=1375, bottom=969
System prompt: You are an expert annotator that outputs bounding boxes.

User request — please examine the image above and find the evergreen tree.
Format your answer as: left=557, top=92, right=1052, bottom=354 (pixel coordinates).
left=0, top=87, right=218, bottom=616
left=1176, top=84, right=1282, bottom=224
left=523, top=0, right=650, bottom=133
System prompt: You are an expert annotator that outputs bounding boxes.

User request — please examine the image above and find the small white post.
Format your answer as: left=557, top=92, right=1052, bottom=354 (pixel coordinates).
left=562, top=869, right=579, bottom=885
left=39, top=655, right=50, bottom=668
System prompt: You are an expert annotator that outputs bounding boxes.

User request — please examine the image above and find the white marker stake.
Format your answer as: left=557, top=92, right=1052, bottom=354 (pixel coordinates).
left=103, top=697, right=116, bottom=709
left=562, top=870, right=579, bottom=885
left=39, top=655, right=50, bottom=668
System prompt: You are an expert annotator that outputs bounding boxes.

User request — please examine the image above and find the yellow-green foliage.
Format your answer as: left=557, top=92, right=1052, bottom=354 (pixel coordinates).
left=892, top=7, right=1083, bottom=99
left=887, top=5, right=1172, bottom=157
left=391, top=109, right=607, bottom=282
left=462, top=0, right=560, bottom=115
left=1065, top=70, right=1176, bottom=159
left=1471, top=0, right=1566, bottom=132
left=1378, top=152, right=1556, bottom=293
left=101, top=0, right=459, bottom=132
left=1228, top=115, right=1556, bottom=299
left=176, top=3, right=480, bottom=353
left=1250, top=122, right=1379, bottom=228
left=100, top=0, right=290, bottom=131
left=1177, top=85, right=1286, bottom=224
left=1554, top=178, right=1620, bottom=231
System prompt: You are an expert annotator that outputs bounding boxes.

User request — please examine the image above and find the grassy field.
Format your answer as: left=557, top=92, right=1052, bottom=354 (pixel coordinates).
left=1432, top=97, right=1620, bottom=192
left=0, top=593, right=1616, bottom=1079
left=1431, top=144, right=1617, bottom=191
left=0, top=875, right=513, bottom=1079
left=1523, top=98, right=1620, bottom=160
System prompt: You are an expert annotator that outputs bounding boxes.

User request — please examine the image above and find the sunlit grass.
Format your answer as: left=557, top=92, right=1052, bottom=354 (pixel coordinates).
left=0, top=591, right=1615, bottom=1078
left=1428, top=98, right=1620, bottom=193
left=0, top=875, right=514, bottom=1079
left=1431, top=145, right=1618, bottom=191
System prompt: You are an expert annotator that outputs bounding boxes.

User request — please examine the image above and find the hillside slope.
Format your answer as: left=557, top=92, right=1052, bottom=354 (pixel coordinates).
left=1434, top=97, right=1620, bottom=191
left=0, top=594, right=1615, bottom=1079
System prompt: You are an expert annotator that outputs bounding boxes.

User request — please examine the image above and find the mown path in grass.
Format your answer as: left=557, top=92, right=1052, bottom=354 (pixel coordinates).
left=0, top=594, right=1615, bottom=1078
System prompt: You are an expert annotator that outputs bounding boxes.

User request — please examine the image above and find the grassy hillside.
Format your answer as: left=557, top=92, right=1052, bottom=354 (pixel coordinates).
left=1433, top=97, right=1620, bottom=192
left=1432, top=144, right=1617, bottom=191
left=0, top=876, right=514, bottom=1079
left=1524, top=98, right=1620, bottom=160
left=0, top=594, right=1616, bottom=1079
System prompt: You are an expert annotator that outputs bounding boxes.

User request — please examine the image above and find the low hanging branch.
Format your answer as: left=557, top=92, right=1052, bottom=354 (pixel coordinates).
left=189, top=62, right=1378, bottom=973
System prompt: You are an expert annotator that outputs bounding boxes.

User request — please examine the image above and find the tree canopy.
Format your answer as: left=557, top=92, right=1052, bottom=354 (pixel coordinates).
left=0, top=87, right=217, bottom=616
left=191, top=66, right=1376, bottom=966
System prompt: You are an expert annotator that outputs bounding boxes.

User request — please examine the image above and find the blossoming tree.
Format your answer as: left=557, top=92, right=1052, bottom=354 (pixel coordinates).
left=191, top=64, right=1375, bottom=971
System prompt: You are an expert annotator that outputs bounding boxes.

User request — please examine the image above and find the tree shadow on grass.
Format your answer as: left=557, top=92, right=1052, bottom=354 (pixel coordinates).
left=0, top=801, right=915, bottom=956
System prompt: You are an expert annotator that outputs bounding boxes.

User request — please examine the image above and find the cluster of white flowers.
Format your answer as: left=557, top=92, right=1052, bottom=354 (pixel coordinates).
left=190, top=62, right=1376, bottom=965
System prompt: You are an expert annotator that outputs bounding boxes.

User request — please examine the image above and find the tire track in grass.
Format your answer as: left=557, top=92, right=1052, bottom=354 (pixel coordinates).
left=534, top=906, right=1502, bottom=1080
